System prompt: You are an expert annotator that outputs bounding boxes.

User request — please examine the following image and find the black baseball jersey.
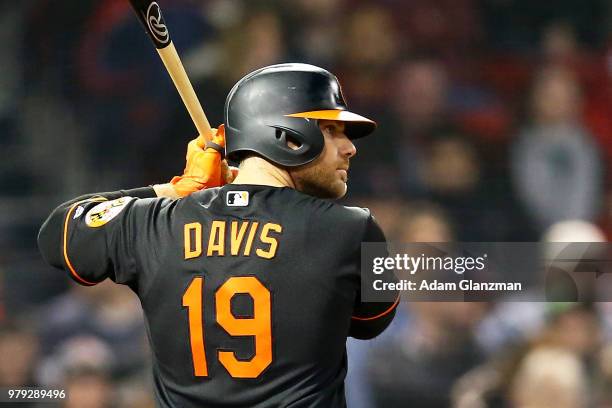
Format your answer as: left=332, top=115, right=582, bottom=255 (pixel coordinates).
left=38, top=184, right=398, bottom=407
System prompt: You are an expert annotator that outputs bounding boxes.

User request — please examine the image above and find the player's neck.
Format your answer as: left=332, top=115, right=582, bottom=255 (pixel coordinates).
left=232, top=157, right=296, bottom=189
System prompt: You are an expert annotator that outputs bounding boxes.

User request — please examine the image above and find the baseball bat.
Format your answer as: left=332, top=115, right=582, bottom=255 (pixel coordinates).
left=129, top=0, right=213, bottom=141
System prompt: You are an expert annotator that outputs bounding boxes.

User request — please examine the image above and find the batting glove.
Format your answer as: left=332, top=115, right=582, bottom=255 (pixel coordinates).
left=170, top=125, right=238, bottom=197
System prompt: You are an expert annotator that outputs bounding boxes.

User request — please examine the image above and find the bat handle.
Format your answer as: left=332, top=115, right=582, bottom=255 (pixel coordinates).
left=157, top=44, right=213, bottom=140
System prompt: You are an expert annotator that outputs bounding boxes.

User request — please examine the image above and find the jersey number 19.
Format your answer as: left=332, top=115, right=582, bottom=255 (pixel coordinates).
left=182, top=276, right=272, bottom=378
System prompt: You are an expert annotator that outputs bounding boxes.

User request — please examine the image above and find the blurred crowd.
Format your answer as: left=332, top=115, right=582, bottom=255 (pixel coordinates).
left=1, top=0, right=612, bottom=406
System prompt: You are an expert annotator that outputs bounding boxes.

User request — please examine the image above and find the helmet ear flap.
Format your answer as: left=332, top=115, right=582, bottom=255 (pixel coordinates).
left=271, top=125, right=308, bottom=154
left=275, top=128, right=287, bottom=142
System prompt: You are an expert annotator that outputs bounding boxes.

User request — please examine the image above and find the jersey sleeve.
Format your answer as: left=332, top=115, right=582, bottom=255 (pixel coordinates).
left=37, top=187, right=164, bottom=287
left=349, top=213, right=400, bottom=340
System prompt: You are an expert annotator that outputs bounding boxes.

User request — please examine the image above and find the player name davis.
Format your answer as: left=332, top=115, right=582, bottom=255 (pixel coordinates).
left=183, top=220, right=283, bottom=260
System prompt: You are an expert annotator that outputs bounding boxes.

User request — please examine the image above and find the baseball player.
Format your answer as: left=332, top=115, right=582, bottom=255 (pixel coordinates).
left=38, top=63, right=399, bottom=407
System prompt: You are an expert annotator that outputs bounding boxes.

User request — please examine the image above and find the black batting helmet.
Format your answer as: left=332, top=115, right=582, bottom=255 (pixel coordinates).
left=224, top=63, right=377, bottom=167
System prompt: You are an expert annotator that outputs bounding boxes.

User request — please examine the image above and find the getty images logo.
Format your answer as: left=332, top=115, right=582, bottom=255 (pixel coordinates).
left=226, top=191, right=249, bottom=207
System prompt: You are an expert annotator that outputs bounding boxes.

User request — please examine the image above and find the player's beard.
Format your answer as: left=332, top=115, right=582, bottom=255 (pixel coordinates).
left=290, top=163, right=347, bottom=199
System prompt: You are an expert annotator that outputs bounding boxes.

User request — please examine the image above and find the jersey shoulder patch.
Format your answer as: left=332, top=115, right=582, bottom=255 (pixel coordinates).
left=85, top=197, right=135, bottom=228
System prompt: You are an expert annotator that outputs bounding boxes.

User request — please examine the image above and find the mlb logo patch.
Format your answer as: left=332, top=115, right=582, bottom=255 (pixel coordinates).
left=226, top=191, right=249, bottom=207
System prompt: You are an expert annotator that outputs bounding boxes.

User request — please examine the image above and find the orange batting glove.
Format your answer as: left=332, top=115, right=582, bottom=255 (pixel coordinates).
left=170, top=125, right=238, bottom=197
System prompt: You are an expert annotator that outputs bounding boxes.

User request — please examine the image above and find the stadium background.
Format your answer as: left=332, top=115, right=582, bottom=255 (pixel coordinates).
left=1, top=0, right=612, bottom=406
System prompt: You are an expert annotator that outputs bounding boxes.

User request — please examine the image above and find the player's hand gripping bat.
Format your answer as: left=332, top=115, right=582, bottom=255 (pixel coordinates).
left=128, top=0, right=213, bottom=141
left=129, top=0, right=236, bottom=198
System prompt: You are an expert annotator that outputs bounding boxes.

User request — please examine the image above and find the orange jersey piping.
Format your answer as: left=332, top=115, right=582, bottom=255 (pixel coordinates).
left=351, top=295, right=400, bottom=321
left=62, top=198, right=107, bottom=286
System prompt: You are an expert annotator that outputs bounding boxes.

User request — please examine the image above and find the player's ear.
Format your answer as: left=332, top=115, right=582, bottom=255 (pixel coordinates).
left=285, top=134, right=302, bottom=151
